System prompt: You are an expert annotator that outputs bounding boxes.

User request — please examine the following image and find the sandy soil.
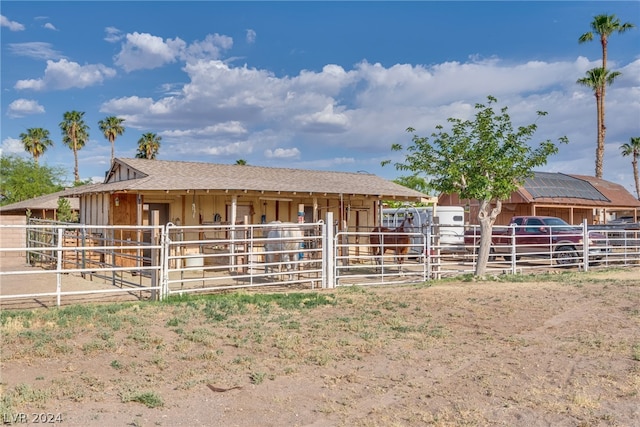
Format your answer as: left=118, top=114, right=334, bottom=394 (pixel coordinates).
left=1, top=268, right=639, bottom=426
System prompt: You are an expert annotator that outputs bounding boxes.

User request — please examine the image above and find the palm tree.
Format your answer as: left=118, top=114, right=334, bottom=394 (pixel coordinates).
left=59, top=111, right=89, bottom=183
left=20, top=128, right=53, bottom=165
left=579, top=14, right=635, bottom=178
left=98, top=116, right=125, bottom=165
left=135, top=133, right=161, bottom=159
left=620, top=137, right=640, bottom=200
left=577, top=68, right=621, bottom=178
left=579, top=14, right=635, bottom=72
left=235, top=159, right=247, bottom=165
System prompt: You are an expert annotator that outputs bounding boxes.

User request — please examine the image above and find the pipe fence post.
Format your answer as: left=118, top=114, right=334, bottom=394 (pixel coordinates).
left=56, top=227, right=63, bottom=307
left=583, top=219, right=589, bottom=272
left=324, top=212, right=334, bottom=289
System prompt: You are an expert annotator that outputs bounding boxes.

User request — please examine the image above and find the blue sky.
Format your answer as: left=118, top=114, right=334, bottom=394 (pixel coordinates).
left=2, top=1, right=639, bottom=195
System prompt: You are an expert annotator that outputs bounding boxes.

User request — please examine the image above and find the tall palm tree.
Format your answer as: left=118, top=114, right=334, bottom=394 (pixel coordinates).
left=577, top=68, right=621, bottom=178
left=620, top=136, right=640, bottom=200
left=135, top=132, right=161, bottom=159
left=579, top=14, right=635, bottom=72
left=579, top=14, right=635, bottom=178
left=98, top=116, right=125, bottom=165
left=20, top=128, right=53, bottom=165
left=59, top=111, right=89, bottom=183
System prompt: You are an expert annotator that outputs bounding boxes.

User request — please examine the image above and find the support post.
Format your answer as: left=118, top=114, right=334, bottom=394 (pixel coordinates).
left=150, top=210, right=160, bottom=300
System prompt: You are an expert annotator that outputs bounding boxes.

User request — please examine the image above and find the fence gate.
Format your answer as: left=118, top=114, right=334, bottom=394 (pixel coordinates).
left=161, top=221, right=328, bottom=297
left=333, top=226, right=429, bottom=287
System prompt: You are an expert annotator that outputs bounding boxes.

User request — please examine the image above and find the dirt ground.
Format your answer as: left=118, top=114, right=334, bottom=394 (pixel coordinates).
left=1, top=268, right=639, bottom=426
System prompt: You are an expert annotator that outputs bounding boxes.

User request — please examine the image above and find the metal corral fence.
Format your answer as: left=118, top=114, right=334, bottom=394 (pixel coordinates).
left=460, top=221, right=640, bottom=276
left=1, top=217, right=640, bottom=307
left=1, top=219, right=164, bottom=306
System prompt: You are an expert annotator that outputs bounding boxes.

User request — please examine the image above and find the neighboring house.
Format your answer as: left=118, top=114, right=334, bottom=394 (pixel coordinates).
left=0, top=189, right=80, bottom=260
left=64, top=158, right=428, bottom=230
left=439, top=172, right=640, bottom=225
left=0, top=189, right=80, bottom=220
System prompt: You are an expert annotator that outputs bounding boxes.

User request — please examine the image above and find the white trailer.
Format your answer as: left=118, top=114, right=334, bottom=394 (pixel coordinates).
left=381, top=206, right=465, bottom=255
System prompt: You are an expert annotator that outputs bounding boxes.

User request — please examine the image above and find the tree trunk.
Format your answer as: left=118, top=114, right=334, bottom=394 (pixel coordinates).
left=73, top=138, right=80, bottom=183
left=633, top=156, right=640, bottom=200
left=474, top=199, right=502, bottom=276
left=598, top=37, right=608, bottom=179
left=595, top=91, right=604, bottom=179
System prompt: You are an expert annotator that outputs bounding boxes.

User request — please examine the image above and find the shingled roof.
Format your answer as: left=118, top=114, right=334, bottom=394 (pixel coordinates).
left=65, top=158, right=427, bottom=200
left=0, top=189, right=80, bottom=213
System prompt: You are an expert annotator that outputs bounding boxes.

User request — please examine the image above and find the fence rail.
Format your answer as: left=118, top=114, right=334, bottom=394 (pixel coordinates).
left=1, top=217, right=639, bottom=307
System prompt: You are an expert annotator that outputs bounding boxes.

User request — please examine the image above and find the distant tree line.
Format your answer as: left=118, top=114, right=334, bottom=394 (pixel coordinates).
left=18, top=112, right=162, bottom=186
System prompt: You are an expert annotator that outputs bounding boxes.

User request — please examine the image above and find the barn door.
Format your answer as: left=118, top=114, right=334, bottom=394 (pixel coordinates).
left=142, top=204, right=170, bottom=266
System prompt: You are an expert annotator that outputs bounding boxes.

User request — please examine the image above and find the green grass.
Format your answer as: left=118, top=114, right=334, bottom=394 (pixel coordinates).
left=120, top=391, right=163, bottom=408
left=249, top=371, right=267, bottom=385
left=632, top=343, right=640, bottom=361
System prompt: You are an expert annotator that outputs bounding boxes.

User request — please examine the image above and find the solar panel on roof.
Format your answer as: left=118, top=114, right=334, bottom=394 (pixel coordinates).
left=523, top=173, right=609, bottom=202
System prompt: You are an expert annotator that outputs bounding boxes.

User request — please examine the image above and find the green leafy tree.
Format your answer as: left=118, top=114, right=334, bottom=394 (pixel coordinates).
left=385, top=176, right=431, bottom=208
left=98, top=116, right=126, bottom=165
left=385, top=96, right=568, bottom=276
left=620, top=136, right=640, bottom=200
left=56, top=197, right=78, bottom=223
left=60, top=110, right=89, bottom=183
left=20, top=128, right=53, bottom=165
left=235, top=159, right=248, bottom=165
left=576, top=67, right=621, bottom=178
left=579, top=14, right=635, bottom=178
left=135, top=132, right=161, bottom=159
left=0, top=155, right=66, bottom=205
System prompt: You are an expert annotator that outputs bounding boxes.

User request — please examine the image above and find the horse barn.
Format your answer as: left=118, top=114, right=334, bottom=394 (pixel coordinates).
left=58, top=158, right=428, bottom=272
left=439, top=172, right=640, bottom=226
left=67, top=157, right=427, bottom=229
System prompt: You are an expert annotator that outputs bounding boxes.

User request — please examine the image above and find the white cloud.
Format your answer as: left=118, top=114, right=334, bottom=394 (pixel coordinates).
left=296, top=103, right=349, bottom=133
left=14, top=59, right=116, bottom=91
left=114, top=32, right=186, bottom=72
left=104, top=26, right=123, bottom=43
left=182, top=33, right=232, bottom=63
left=162, top=122, right=247, bottom=139
left=246, top=29, right=256, bottom=44
left=201, top=142, right=249, bottom=156
left=96, top=54, right=639, bottom=187
left=0, top=137, right=25, bottom=157
left=100, top=95, right=155, bottom=113
left=0, top=15, right=24, bottom=31
left=43, top=22, right=57, bottom=31
left=101, top=59, right=356, bottom=133
left=6, top=99, right=45, bottom=118
left=264, top=148, right=301, bottom=159
left=8, top=42, right=64, bottom=60
left=114, top=31, right=233, bottom=72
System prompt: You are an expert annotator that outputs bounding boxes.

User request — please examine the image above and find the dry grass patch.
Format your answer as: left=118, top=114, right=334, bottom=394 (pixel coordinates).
left=1, top=268, right=639, bottom=426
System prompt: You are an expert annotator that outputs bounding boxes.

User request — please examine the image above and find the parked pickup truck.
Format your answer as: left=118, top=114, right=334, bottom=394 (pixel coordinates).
left=464, top=216, right=610, bottom=265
